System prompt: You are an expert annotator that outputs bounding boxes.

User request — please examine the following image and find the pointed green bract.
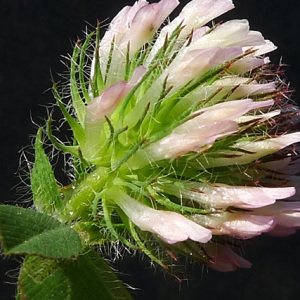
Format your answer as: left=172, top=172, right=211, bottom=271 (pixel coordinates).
left=70, top=41, right=87, bottom=125
left=52, top=82, right=86, bottom=150
left=30, top=128, right=63, bottom=215
left=0, top=205, right=82, bottom=258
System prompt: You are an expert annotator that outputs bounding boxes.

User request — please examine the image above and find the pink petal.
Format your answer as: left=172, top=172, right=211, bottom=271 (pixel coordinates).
left=231, top=132, right=300, bottom=165
left=229, top=56, right=270, bottom=74
left=187, top=98, right=274, bottom=126
left=146, top=120, right=238, bottom=160
left=85, top=65, right=147, bottom=125
left=178, top=0, right=234, bottom=35
left=222, top=214, right=274, bottom=238
left=98, top=0, right=177, bottom=79
left=83, top=66, right=147, bottom=160
left=248, top=40, right=277, bottom=56
left=235, top=110, right=280, bottom=124
left=167, top=47, right=243, bottom=88
left=120, top=0, right=179, bottom=56
left=181, top=183, right=295, bottom=209
left=212, top=79, right=276, bottom=99
left=85, top=81, right=127, bottom=124
left=151, top=211, right=212, bottom=244
left=101, top=0, right=148, bottom=46
left=192, top=212, right=274, bottom=239
left=193, top=132, right=300, bottom=170
left=275, top=211, right=300, bottom=228
left=99, top=0, right=148, bottom=72
left=112, top=189, right=212, bottom=244
left=191, top=19, right=275, bottom=52
left=146, top=0, right=234, bottom=64
left=128, top=65, right=149, bottom=85
left=254, top=201, right=300, bottom=228
left=191, top=26, right=210, bottom=41
left=204, top=132, right=300, bottom=168
left=203, top=243, right=252, bottom=272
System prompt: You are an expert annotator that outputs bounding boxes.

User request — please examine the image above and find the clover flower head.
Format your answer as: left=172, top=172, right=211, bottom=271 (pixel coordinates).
left=46, top=0, right=300, bottom=272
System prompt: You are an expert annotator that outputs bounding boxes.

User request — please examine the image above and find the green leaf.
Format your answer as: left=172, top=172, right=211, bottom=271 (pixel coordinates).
left=0, top=205, right=82, bottom=258
left=18, top=256, right=70, bottom=300
left=30, top=128, right=63, bottom=215
left=18, top=251, right=133, bottom=300
left=63, top=249, right=133, bottom=300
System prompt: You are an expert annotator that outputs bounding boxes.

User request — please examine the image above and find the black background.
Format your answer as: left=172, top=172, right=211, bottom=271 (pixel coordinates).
left=1, top=1, right=300, bottom=299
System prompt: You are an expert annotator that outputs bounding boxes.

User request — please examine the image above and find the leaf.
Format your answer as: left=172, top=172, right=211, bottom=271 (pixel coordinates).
left=18, top=256, right=70, bottom=300
left=0, top=205, right=82, bottom=258
left=18, top=251, right=133, bottom=300
left=30, top=128, right=63, bottom=215
left=63, top=250, right=133, bottom=300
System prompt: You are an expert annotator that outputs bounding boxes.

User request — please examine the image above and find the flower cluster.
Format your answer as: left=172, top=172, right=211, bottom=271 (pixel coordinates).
left=47, top=0, right=300, bottom=272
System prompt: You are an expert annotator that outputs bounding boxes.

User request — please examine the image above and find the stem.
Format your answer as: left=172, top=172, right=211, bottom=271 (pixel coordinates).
left=63, top=167, right=111, bottom=222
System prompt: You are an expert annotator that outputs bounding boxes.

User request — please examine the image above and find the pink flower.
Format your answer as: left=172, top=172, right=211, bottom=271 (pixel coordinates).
left=99, top=0, right=179, bottom=84
left=144, top=120, right=238, bottom=160
left=188, top=98, right=274, bottom=124
left=229, top=56, right=270, bottom=74
left=110, top=188, right=212, bottom=244
left=192, top=212, right=274, bottom=239
left=203, top=243, right=252, bottom=272
left=167, top=47, right=243, bottom=89
left=153, top=182, right=295, bottom=209
left=118, top=0, right=180, bottom=56
left=230, top=133, right=300, bottom=165
left=146, top=0, right=235, bottom=63
left=85, top=66, right=147, bottom=124
left=185, top=184, right=295, bottom=209
left=140, top=99, right=274, bottom=162
left=83, top=66, right=147, bottom=160
left=190, top=19, right=275, bottom=54
left=253, top=202, right=300, bottom=236
left=194, top=132, right=300, bottom=170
